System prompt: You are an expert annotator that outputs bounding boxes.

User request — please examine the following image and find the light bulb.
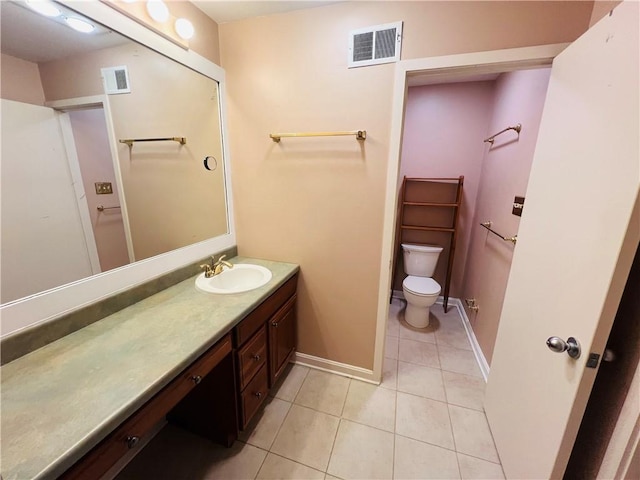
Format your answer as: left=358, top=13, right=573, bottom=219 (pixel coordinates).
left=146, top=0, right=169, bottom=23
left=174, top=18, right=194, bottom=40
left=64, top=16, right=96, bottom=33
left=25, top=0, right=61, bottom=17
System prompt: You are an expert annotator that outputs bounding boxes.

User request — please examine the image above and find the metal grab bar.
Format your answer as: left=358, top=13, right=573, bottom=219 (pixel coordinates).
left=270, top=130, right=366, bottom=142
left=480, top=221, right=517, bottom=244
left=484, top=124, right=521, bottom=144
left=97, top=205, right=121, bottom=212
left=119, top=137, right=186, bottom=147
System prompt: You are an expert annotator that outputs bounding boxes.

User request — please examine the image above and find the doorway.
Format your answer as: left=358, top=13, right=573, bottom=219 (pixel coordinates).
left=50, top=95, right=134, bottom=270
left=391, top=67, right=552, bottom=371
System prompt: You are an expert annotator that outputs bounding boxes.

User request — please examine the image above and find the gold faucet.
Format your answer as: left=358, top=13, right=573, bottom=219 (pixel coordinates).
left=200, top=254, right=233, bottom=278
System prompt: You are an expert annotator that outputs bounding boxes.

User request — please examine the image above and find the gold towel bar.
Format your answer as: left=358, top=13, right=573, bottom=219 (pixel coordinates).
left=484, top=124, right=521, bottom=144
left=97, top=205, right=121, bottom=212
left=480, top=221, right=517, bottom=244
left=119, top=137, right=186, bottom=147
left=270, top=130, right=366, bottom=142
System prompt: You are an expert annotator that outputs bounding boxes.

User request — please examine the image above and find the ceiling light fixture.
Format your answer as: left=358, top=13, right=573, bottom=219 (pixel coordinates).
left=146, top=0, right=169, bottom=23
left=174, top=18, right=194, bottom=40
left=63, top=16, right=96, bottom=33
left=25, top=0, right=61, bottom=17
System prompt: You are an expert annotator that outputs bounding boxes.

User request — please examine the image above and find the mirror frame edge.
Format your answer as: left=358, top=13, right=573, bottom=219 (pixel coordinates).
left=0, top=0, right=236, bottom=337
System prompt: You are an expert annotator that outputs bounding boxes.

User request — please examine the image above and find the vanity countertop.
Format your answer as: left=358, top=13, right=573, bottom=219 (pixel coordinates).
left=0, top=257, right=299, bottom=480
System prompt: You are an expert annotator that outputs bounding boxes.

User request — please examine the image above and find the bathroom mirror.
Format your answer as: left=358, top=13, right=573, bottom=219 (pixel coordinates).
left=0, top=1, right=235, bottom=334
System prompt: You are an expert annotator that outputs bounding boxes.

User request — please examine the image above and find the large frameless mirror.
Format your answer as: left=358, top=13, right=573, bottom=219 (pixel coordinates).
left=0, top=0, right=235, bottom=334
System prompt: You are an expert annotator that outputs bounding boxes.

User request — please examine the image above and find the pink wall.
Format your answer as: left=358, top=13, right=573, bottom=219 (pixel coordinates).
left=399, top=81, right=496, bottom=296
left=69, top=108, right=129, bottom=272
left=0, top=53, right=45, bottom=106
left=462, top=68, right=552, bottom=364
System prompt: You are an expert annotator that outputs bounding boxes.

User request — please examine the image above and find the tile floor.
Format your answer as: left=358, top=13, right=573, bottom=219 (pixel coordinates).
left=116, top=299, right=504, bottom=480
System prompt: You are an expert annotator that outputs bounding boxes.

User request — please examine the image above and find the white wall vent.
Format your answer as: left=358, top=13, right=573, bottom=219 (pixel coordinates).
left=101, top=66, right=131, bottom=95
left=348, top=21, right=403, bottom=68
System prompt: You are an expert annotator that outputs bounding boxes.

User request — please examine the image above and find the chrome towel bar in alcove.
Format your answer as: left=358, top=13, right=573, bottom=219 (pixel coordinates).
left=480, top=221, right=517, bottom=244
left=119, top=137, right=186, bottom=147
left=269, top=130, right=366, bottom=142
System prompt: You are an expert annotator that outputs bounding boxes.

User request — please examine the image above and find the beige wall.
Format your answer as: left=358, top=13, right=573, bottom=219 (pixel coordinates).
left=39, top=43, right=227, bottom=261
left=0, top=53, right=45, bottom=105
left=219, top=1, right=594, bottom=369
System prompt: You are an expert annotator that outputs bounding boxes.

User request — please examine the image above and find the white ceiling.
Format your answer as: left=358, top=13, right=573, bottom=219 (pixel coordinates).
left=193, top=1, right=339, bottom=24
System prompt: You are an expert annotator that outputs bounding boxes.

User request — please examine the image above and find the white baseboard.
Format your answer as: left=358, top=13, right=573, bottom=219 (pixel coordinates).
left=446, top=298, right=490, bottom=382
left=392, top=292, right=490, bottom=382
left=293, top=352, right=378, bottom=385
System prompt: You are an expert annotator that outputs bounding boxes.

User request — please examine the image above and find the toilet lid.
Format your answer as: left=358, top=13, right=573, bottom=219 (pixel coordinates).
left=403, top=276, right=441, bottom=296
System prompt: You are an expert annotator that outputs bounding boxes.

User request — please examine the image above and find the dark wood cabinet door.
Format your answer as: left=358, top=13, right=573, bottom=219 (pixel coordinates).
left=269, top=294, right=296, bottom=385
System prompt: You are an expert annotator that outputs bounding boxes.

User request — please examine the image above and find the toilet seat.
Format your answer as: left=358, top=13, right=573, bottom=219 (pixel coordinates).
left=403, top=276, right=440, bottom=296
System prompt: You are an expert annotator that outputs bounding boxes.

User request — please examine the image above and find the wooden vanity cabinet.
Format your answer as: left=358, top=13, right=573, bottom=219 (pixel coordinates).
left=234, top=274, right=298, bottom=429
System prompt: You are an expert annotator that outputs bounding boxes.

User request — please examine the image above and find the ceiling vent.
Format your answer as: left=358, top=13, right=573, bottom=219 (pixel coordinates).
left=348, top=21, right=403, bottom=68
left=101, top=66, right=131, bottom=95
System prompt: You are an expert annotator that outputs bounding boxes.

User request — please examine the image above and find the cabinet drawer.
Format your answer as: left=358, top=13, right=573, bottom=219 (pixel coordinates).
left=61, top=334, right=233, bottom=480
left=235, top=274, right=298, bottom=345
left=240, top=364, right=269, bottom=429
left=237, top=326, right=267, bottom=390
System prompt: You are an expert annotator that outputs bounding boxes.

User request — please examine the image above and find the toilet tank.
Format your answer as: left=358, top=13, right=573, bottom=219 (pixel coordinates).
left=402, top=243, right=443, bottom=277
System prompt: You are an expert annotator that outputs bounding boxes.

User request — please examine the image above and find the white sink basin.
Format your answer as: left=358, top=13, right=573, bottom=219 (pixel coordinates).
left=195, top=263, right=272, bottom=294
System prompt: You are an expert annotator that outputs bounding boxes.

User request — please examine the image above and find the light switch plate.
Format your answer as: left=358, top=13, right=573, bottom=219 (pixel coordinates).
left=95, top=182, right=113, bottom=195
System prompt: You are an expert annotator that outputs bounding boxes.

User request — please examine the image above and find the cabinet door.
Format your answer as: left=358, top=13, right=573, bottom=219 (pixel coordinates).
left=269, top=294, right=296, bottom=385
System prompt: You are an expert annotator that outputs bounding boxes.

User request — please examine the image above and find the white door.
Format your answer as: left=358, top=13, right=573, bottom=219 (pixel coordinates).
left=484, top=2, right=639, bottom=479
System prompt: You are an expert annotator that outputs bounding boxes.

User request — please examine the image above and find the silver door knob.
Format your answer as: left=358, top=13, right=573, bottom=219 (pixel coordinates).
left=546, top=336, right=581, bottom=359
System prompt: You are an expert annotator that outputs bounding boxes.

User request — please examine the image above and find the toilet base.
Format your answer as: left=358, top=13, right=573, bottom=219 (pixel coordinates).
left=405, top=303, right=431, bottom=328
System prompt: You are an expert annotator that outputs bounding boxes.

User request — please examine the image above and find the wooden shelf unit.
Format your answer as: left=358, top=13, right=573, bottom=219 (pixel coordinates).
left=393, top=176, right=464, bottom=313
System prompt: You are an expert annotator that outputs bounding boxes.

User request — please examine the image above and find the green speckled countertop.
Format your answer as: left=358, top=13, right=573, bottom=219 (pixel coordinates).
left=0, top=257, right=299, bottom=480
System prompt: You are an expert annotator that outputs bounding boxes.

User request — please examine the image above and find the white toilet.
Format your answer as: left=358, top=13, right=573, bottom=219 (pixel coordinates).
left=401, top=243, right=443, bottom=328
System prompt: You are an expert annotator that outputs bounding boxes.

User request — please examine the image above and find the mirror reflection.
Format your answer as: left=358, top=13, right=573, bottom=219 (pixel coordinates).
left=0, top=1, right=228, bottom=304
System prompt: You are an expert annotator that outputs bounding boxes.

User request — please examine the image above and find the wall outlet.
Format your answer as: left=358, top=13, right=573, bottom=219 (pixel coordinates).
left=95, top=182, right=113, bottom=195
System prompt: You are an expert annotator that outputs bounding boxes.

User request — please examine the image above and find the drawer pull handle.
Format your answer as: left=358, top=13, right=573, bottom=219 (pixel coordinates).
left=126, top=435, right=140, bottom=449
left=190, top=375, right=202, bottom=385
left=271, top=321, right=279, bottom=328
left=255, top=391, right=262, bottom=399
left=252, top=354, right=261, bottom=361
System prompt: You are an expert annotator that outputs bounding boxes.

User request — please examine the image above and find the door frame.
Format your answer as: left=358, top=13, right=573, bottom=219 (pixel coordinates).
left=47, top=95, right=136, bottom=264
left=373, top=43, right=569, bottom=384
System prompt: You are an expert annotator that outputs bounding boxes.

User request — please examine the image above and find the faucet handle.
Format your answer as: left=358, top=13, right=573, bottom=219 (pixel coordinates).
left=212, top=254, right=226, bottom=265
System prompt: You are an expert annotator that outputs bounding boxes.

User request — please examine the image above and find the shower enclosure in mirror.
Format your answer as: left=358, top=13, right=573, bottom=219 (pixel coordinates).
left=0, top=1, right=235, bottom=334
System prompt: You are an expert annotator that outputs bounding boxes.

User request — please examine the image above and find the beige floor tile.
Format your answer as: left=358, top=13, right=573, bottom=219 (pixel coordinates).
left=449, top=405, right=499, bottom=463
left=256, top=453, right=325, bottom=480
left=435, top=324, right=472, bottom=350
left=438, top=345, right=482, bottom=378
left=398, top=315, right=437, bottom=344
left=327, top=420, right=394, bottom=480
left=387, top=300, right=402, bottom=337
left=398, top=338, right=441, bottom=369
left=394, top=435, right=460, bottom=479
left=396, top=392, right=454, bottom=450
left=397, top=361, right=446, bottom=402
left=342, top=380, right=397, bottom=432
left=197, top=441, right=268, bottom=480
left=272, top=364, right=310, bottom=402
left=325, top=475, right=342, bottom=479
left=457, top=453, right=505, bottom=479
left=271, top=404, right=340, bottom=471
left=294, top=369, right=350, bottom=416
left=239, top=397, right=292, bottom=450
left=386, top=335, right=399, bottom=359
left=442, top=371, right=485, bottom=411
left=380, top=357, right=398, bottom=390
